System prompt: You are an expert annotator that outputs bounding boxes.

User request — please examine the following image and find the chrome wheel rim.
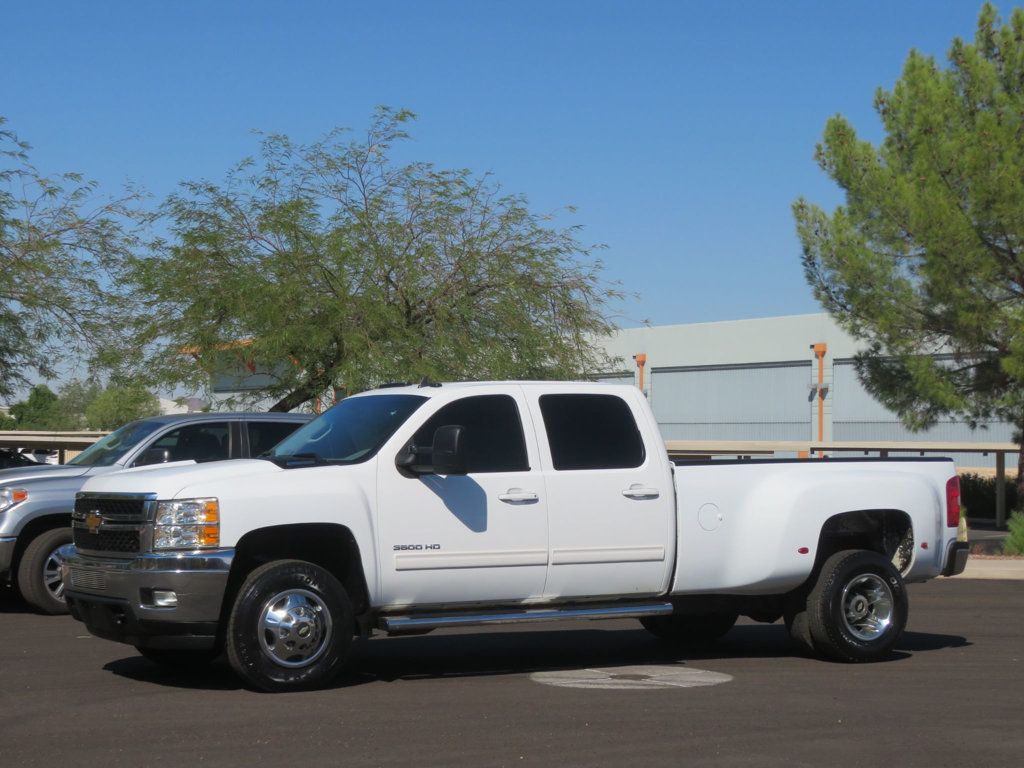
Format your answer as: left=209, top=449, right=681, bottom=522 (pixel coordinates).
left=42, top=547, right=65, bottom=602
left=258, top=589, right=333, bottom=668
left=841, top=573, right=894, bottom=641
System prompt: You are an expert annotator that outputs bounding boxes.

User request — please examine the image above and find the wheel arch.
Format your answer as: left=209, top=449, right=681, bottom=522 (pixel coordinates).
left=218, top=523, right=370, bottom=641
left=814, top=508, right=914, bottom=576
left=9, top=512, right=72, bottom=583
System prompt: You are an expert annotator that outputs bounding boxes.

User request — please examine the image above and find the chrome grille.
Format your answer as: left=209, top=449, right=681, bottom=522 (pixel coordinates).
left=73, top=496, right=148, bottom=521
left=72, top=493, right=154, bottom=555
left=72, top=527, right=140, bottom=553
left=69, top=567, right=107, bottom=591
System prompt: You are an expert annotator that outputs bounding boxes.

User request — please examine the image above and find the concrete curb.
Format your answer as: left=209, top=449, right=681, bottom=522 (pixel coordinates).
left=953, top=558, right=1024, bottom=580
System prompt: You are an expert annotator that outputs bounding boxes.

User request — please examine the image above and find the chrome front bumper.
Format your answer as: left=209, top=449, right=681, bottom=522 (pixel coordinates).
left=62, top=545, right=234, bottom=649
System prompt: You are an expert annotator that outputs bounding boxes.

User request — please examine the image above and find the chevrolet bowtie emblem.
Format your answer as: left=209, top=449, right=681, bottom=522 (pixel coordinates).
left=84, top=510, right=103, bottom=534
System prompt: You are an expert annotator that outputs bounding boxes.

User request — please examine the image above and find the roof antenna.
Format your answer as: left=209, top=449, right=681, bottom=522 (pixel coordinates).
left=418, top=376, right=442, bottom=388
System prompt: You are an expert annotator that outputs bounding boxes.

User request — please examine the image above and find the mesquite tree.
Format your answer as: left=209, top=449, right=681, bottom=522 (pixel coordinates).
left=126, top=108, right=621, bottom=411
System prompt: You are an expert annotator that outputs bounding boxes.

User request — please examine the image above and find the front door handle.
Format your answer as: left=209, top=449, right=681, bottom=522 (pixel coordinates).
left=498, top=488, right=539, bottom=504
left=622, top=485, right=660, bottom=500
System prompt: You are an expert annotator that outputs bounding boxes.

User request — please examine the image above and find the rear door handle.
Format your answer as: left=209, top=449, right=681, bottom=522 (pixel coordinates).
left=498, top=489, right=539, bottom=504
left=622, top=485, right=660, bottom=499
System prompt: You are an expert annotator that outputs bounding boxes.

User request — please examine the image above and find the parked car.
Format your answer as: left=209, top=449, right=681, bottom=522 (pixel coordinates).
left=0, top=449, right=43, bottom=469
left=61, top=382, right=967, bottom=691
left=0, top=412, right=310, bottom=613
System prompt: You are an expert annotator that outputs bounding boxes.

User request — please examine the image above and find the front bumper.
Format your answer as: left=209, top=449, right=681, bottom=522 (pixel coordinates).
left=62, top=545, right=234, bottom=650
left=942, top=540, right=969, bottom=577
left=0, top=536, right=15, bottom=576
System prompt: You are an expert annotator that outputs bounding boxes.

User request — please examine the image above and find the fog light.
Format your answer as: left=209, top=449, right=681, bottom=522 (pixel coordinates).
left=153, top=590, right=178, bottom=607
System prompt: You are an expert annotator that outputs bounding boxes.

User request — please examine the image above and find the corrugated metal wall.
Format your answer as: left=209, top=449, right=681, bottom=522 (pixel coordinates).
left=649, top=361, right=812, bottom=440
left=593, top=371, right=636, bottom=387
left=832, top=360, right=1014, bottom=467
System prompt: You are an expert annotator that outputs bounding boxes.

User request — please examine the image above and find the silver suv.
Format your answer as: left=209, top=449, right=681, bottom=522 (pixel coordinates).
left=0, top=412, right=310, bottom=613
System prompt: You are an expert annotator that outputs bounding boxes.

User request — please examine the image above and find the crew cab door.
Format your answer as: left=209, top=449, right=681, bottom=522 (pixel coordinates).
left=526, top=390, right=675, bottom=599
left=376, top=390, right=549, bottom=608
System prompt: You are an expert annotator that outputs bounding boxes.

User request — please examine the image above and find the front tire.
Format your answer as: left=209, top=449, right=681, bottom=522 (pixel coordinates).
left=640, top=612, right=738, bottom=647
left=804, top=549, right=908, bottom=662
left=17, top=527, right=73, bottom=615
left=226, top=560, right=353, bottom=692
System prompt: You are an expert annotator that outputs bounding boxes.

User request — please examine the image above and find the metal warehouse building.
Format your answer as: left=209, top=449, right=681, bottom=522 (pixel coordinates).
left=597, top=313, right=1013, bottom=467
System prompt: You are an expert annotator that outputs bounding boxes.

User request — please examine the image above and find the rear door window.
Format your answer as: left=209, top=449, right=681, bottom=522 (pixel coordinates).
left=539, top=394, right=645, bottom=470
left=248, top=420, right=305, bottom=457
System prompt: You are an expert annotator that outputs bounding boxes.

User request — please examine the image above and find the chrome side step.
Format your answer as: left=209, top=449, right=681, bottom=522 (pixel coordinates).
left=379, top=602, right=673, bottom=632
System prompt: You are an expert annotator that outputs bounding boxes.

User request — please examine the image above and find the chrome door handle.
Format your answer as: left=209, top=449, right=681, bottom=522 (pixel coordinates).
left=498, top=489, right=539, bottom=504
left=622, top=486, right=660, bottom=499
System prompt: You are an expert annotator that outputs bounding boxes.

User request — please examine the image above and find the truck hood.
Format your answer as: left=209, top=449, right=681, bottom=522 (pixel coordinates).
left=0, top=463, right=92, bottom=485
left=81, top=459, right=282, bottom=499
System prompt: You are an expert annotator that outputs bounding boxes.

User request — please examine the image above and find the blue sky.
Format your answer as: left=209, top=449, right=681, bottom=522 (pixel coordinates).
left=2, top=0, right=991, bottom=327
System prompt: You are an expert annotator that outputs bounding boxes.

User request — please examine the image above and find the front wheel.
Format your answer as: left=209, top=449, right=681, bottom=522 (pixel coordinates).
left=226, top=560, right=353, bottom=692
left=17, top=527, right=73, bottom=615
left=804, top=549, right=908, bottom=662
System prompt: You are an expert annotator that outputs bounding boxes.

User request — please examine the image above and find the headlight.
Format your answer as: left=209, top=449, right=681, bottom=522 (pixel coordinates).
left=0, top=487, right=28, bottom=512
left=153, top=498, right=220, bottom=550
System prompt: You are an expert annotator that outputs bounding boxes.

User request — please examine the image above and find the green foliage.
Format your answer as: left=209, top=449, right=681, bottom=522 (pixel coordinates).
left=1004, top=510, right=1024, bottom=555
left=9, top=384, right=62, bottom=430
left=4, top=379, right=158, bottom=431
left=83, top=384, right=159, bottom=430
left=958, top=472, right=1019, bottom=519
left=793, top=4, right=1024, bottom=444
left=56, top=379, right=103, bottom=430
left=0, top=117, right=141, bottom=401
left=122, top=108, right=622, bottom=411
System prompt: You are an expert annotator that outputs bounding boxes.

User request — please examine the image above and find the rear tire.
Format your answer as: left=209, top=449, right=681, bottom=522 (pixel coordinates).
left=804, top=549, right=908, bottom=662
left=226, top=559, right=353, bottom=692
left=640, top=612, right=738, bottom=647
left=17, top=527, right=72, bottom=615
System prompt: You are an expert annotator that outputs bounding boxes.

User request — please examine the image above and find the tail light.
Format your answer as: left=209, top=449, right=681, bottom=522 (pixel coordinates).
left=946, top=476, right=961, bottom=528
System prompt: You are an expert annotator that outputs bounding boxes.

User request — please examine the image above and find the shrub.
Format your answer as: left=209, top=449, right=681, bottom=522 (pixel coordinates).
left=958, top=473, right=1019, bottom=520
left=1004, top=512, right=1024, bottom=556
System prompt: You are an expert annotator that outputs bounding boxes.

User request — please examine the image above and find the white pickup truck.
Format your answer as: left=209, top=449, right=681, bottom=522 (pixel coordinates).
left=62, top=381, right=968, bottom=691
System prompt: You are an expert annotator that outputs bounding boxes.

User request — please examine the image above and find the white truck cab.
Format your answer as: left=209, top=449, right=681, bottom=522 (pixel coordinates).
left=61, top=381, right=967, bottom=691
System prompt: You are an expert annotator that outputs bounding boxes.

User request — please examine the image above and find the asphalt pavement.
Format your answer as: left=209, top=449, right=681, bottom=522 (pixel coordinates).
left=1, top=579, right=1022, bottom=768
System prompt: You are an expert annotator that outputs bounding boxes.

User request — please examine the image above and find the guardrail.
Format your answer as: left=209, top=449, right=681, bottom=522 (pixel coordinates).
left=666, top=440, right=1020, bottom=528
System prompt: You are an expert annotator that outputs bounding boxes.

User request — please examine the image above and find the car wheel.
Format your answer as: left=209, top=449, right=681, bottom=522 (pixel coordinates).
left=17, top=527, right=73, bottom=615
left=226, top=559, right=353, bottom=692
left=805, top=549, right=908, bottom=662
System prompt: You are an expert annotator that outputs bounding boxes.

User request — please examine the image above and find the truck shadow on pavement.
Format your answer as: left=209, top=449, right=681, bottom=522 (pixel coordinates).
left=101, top=624, right=970, bottom=692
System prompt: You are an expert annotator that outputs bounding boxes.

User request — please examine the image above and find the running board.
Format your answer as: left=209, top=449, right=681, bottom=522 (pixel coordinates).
left=379, top=602, right=674, bottom=632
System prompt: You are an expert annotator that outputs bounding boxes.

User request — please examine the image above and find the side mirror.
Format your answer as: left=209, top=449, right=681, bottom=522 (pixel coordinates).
left=430, top=425, right=467, bottom=475
left=137, top=448, right=172, bottom=467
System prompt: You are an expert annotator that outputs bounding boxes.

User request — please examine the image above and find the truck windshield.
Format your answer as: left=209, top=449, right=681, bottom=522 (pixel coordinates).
left=265, top=394, right=427, bottom=465
left=68, top=420, right=166, bottom=467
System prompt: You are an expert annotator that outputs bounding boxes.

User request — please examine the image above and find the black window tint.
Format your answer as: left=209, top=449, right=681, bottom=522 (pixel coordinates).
left=539, top=394, right=645, bottom=470
left=413, top=395, right=529, bottom=473
left=248, top=421, right=304, bottom=457
left=146, top=422, right=230, bottom=464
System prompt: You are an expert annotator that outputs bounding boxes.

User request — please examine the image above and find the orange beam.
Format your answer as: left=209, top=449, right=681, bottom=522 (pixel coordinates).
left=633, top=353, right=647, bottom=392
left=812, top=343, right=827, bottom=454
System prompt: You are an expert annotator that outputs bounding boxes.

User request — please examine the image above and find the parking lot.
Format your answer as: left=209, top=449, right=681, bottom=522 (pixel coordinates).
left=1, top=578, right=1021, bottom=768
